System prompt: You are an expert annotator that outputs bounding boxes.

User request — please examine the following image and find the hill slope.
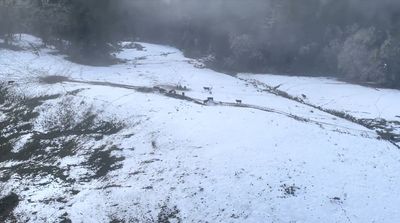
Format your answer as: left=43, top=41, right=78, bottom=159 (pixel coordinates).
left=1, top=35, right=400, bottom=223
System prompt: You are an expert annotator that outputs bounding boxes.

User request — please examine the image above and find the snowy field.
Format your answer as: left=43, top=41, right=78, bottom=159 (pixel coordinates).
left=1, top=35, right=400, bottom=222
left=238, top=73, right=400, bottom=121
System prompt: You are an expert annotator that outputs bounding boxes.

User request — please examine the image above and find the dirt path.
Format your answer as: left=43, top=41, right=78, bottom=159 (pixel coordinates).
left=38, top=75, right=380, bottom=141
left=238, top=77, right=400, bottom=149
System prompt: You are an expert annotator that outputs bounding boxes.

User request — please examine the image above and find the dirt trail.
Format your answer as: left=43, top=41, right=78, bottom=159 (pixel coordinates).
left=238, top=77, right=400, bottom=149
left=38, top=75, right=379, bottom=141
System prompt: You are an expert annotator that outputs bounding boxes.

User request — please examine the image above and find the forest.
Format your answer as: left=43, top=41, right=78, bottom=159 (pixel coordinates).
left=1, top=0, right=400, bottom=87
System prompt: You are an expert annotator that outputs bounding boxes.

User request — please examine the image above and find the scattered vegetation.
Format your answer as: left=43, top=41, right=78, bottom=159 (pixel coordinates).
left=247, top=79, right=400, bottom=147
left=0, top=84, right=126, bottom=184
left=157, top=201, right=181, bottom=223
left=280, top=184, right=301, bottom=197
left=84, top=146, right=124, bottom=179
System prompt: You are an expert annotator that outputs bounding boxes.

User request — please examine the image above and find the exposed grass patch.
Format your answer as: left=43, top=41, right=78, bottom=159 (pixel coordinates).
left=0, top=193, right=19, bottom=222
left=84, top=146, right=125, bottom=179
left=0, top=83, right=128, bottom=220
left=157, top=202, right=181, bottom=223
left=0, top=85, right=61, bottom=163
left=0, top=84, right=126, bottom=183
left=39, top=75, right=70, bottom=84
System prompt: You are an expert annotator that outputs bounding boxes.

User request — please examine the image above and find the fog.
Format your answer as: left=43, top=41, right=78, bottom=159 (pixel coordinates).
left=1, top=0, right=400, bottom=87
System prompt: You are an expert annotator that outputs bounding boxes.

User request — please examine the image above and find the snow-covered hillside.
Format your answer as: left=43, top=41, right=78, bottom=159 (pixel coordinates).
left=1, top=35, right=400, bottom=223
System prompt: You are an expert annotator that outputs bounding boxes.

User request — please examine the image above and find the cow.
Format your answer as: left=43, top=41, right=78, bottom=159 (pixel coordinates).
left=203, top=87, right=212, bottom=91
left=204, top=97, right=214, bottom=104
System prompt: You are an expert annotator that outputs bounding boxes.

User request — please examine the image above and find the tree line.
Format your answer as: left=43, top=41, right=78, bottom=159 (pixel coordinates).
left=1, top=0, right=400, bottom=87
left=1, top=0, right=125, bottom=64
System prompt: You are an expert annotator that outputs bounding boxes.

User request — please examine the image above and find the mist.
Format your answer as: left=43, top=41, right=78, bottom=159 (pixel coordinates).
left=1, top=0, right=400, bottom=87
left=2, top=1, right=400, bottom=221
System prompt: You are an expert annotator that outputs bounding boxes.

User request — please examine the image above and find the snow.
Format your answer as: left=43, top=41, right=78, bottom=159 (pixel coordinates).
left=1, top=34, right=400, bottom=222
left=11, top=134, right=33, bottom=153
left=239, top=74, right=400, bottom=121
left=12, top=34, right=44, bottom=50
